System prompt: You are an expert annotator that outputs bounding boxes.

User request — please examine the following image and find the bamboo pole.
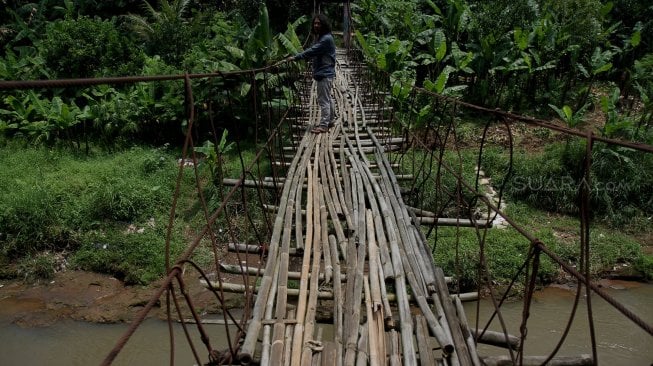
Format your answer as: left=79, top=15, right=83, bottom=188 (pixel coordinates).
left=218, top=263, right=340, bottom=281
left=239, top=132, right=316, bottom=363
left=367, top=211, right=382, bottom=312
left=415, top=315, right=436, bottom=366
left=261, top=262, right=281, bottom=365
left=329, top=235, right=344, bottom=366
left=330, top=134, right=353, bottom=232
left=471, top=329, right=520, bottom=350
left=355, top=324, right=369, bottom=366
left=290, top=153, right=317, bottom=366
left=201, top=281, right=333, bottom=298
left=340, top=136, right=354, bottom=236
left=364, top=276, right=381, bottom=366
left=481, top=355, right=593, bottom=366
left=226, top=243, right=299, bottom=256
left=300, top=181, right=325, bottom=365
left=283, top=308, right=296, bottom=366
left=434, top=267, right=473, bottom=365
left=388, top=330, right=401, bottom=366
left=454, top=297, right=482, bottom=366
left=270, top=197, right=296, bottom=365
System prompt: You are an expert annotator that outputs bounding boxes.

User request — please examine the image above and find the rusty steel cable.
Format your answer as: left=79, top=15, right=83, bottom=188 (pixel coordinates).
left=98, top=66, right=306, bottom=365
left=405, top=122, right=653, bottom=337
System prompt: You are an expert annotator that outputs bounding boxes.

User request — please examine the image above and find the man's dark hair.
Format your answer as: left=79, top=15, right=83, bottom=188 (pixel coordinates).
left=312, top=14, right=332, bottom=36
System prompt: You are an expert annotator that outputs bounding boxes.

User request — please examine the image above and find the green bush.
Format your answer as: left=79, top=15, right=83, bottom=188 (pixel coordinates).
left=41, top=16, right=143, bottom=78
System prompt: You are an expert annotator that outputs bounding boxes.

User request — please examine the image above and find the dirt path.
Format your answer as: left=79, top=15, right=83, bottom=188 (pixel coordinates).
left=0, top=270, right=230, bottom=327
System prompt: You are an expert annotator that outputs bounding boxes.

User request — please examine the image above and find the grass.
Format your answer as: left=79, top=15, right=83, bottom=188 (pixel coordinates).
left=0, top=142, right=195, bottom=284
left=429, top=200, right=652, bottom=291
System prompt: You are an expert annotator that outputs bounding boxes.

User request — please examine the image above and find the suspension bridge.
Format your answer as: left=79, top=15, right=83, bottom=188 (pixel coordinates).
left=2, top=44, right=652, bottom=365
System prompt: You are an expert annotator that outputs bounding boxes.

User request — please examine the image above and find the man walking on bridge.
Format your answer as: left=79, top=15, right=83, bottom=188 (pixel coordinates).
left=287, top=14, right=336, bottom=134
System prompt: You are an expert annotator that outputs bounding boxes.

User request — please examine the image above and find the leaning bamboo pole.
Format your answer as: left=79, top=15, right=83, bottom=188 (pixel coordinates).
left=373, top=148, right=434, bottom=292
left=434, top=266, right=474, bottom=365
left=455, top=296, right=482, bottom=366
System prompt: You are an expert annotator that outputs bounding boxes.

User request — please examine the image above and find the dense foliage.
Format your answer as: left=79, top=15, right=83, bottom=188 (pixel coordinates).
left=0, top=0, right=304, bottom=147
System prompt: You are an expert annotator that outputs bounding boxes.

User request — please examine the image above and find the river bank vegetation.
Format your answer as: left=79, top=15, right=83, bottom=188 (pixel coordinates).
left=1, top=0, right=652, bottom=288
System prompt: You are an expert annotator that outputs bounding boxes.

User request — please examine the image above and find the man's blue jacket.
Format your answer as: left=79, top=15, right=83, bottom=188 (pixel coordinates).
left=294, top=33, right=336, bottom=80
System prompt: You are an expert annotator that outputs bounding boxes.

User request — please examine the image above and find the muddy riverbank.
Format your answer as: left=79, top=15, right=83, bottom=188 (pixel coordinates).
left=0, top=270, right=236, bottom=327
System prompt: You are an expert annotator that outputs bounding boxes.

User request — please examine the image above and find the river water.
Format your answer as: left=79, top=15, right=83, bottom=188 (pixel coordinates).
left=0, top=281, right=651, bottom=365
left=464, top=281, right=653, bottom=365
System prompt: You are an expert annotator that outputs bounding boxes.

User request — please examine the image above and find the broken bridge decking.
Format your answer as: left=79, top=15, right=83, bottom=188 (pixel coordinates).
left=209, top=50, right=480, bottom=365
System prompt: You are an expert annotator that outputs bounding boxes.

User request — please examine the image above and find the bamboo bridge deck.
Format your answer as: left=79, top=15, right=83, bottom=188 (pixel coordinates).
left=213, top=50, right=484, bottom=366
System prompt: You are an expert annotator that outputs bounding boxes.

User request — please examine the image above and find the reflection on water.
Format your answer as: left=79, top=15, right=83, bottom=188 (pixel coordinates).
left=464, top=282, right=653, bottom=365
left=0, top=282, right=651, bottom=365
left=0, top=318, right=234, bottom=366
